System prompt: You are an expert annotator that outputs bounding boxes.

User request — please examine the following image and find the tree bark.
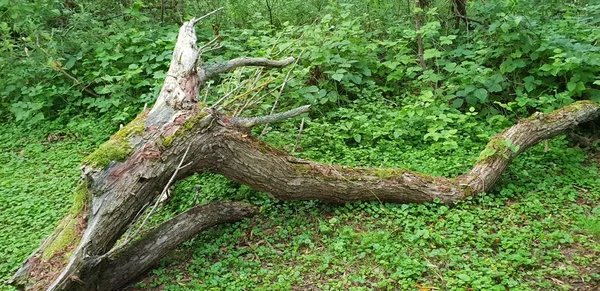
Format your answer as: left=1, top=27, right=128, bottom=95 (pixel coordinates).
left=97, top=202, right=255, bottom=291
left=10, top=14, right=600, bottom=291
left=414, top=0, right=426, bottom=70
left=452, top=0, right=468, bottom=28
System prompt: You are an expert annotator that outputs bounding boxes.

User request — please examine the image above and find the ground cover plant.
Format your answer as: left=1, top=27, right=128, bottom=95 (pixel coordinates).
left=1, top=0, right=600, bottom=290
left=1, top=108, right=599, bottom=290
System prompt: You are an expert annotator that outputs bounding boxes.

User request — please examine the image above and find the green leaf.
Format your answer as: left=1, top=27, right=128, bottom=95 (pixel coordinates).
left=465, top=85, right=476, bottom=94
left=473, top=88, right=488, bottom=102
left=353, top=134, right=362, bottom=143
left=457, top=274, right=471, bottom=282
left=316, top=89, right=327, bottom=98
left=423, top=49, right=441, bottom=60
left=64, top=58, right=76, bottom=70
left=524, top=76, right=537, bottom=92
left=331, top=74, right=344, bottom=81
left=540, top=64, right=554, bottom=72
left=451, top=98, right=464, bottom=108
left=465, top=95, right=478, bottom=105
left=487, top=83, right=503, bottom=93
left=440, top=35, right=456, bottom=45
left=444, top=62, right=457, bottom=72
left=383, top=61, right=400, bottom=70
left=299, top=86, right=319, bottom=93
left=479, top=148, right=497, bottom=160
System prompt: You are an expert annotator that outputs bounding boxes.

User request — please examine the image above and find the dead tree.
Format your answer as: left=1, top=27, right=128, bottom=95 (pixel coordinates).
left=10, top=11, right=600, bottom=291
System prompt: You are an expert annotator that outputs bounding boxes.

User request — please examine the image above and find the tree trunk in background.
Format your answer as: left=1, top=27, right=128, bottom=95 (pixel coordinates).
left=10, top=11, right=600, bottom=291
left=453, top=0, right=468, bottom=28
left=414, top=0, right=426, bottom=70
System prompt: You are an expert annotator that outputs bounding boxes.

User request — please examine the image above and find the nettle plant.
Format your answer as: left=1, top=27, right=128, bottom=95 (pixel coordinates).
left=2, top=4, right=180, bottom=123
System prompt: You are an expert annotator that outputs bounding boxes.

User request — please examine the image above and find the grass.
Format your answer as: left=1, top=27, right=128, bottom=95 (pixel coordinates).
left=1, top=113, right=599, bottom=290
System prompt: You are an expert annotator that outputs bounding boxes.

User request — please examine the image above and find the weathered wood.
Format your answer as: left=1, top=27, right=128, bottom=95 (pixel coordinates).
left=70, top=202, right=256, bottom=291
left=229, top=105, right=311, bottom=128
left=463, top=103, right=600, bottom=193
left=198, top=57, right=295, bottom=87
left=211, top=101, right=600, bottom=204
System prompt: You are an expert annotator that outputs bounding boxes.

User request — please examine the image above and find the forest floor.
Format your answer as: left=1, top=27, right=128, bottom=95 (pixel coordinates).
left=1, top=115, right=599, bottom=290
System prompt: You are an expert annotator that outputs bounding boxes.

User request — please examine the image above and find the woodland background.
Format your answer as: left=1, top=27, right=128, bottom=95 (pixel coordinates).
left=1, top=0, right=600, bottom=289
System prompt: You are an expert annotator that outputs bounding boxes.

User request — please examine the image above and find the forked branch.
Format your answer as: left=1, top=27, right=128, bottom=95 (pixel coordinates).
left=190, top=7, right=223, bottom=25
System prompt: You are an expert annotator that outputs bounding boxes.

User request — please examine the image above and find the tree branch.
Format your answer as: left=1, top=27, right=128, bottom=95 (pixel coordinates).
left=212, top=101, right=600, bottom=204
left=190, top=7, right=223, bottom=25
left=198, top=57, right=295, bottom=85
left=35, top=39, right=100, bottom=98
left=463, top=101, right=600, bottom=193
left=455, top=14, right=485, bottom=25
left=229, top=105, right=310, bottom=128
left=97, top=202, right=256, bottom=291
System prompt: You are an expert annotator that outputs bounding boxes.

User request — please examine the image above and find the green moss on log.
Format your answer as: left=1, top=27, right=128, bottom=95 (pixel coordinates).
left=83, top=138, right=131, bottom=168
left=372, top=168, right=405, bottom=179
left=291, top=163, right=312, bottom=174
left=41, top=181, right=89, bottom=261
left=83, top=114, right=145, bottom=168
left=162, top=134, right=175, bottom=147
left=477, top=136, right=508, bottom=162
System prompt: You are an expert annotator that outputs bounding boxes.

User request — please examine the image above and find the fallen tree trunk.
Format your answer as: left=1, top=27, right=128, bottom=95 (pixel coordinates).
left=10, top=11, right=600, bottom=291
left=94, top=202, right=255, bottom=291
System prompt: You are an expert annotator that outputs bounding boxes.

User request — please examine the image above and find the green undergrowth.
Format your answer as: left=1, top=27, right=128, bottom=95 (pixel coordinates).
left=2, top=108, right=600, bottom=290
left=0, top=115, right=116, bottom=288
left=2, top=1, right=600, bottom=289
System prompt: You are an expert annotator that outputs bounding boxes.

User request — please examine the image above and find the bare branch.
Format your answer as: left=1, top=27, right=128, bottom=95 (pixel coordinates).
left=190, top=7, right=223, bottom=25
left=211, top=83, right=246, bottom=109
left=229, top=105, right=310, bottom=128
left=199, top=35, right=221, bottom=53
left=455, top=14, right=485, bottom=25
left=293, top=117, right=305, bottom=152
left=35, top=38, right=100, bottom=98
left=199, top=57, right=295, bottom=85
left=260, top=51, right=303, bottom=136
